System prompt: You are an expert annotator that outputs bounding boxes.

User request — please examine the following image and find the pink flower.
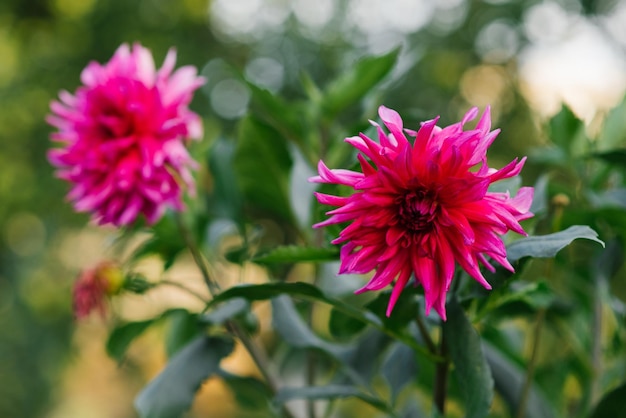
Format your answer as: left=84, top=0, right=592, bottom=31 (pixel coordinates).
left=73, top=261, right=124, bottom=319
left=48, top=43, right=205, bottom=226
left=310, top=106, right=533, bottom=320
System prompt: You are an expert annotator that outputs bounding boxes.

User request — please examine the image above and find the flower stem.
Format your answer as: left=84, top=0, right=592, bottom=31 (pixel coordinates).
left=159, top=279, right=209, bottom=304
left=415, top=311, right=437, bottom=355
left=433, top=329, right=449, bottom=414
left=174, top=213, right=295, bottom=418
left=516, top=308, right=546, bottom=418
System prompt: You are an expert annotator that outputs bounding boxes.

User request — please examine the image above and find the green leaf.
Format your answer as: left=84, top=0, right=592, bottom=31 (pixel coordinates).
left=130, top=215, right=185, bottom=270
left=329, top=307, right=367, bottom=339
left=200, top=298, right=249, bottom=326
left=365, top=286, right=420, bottom=333
left=234, top=116, right=295, bottom=222
left=483, top=342, right=556, bottom=418
left=253, top=245, right=339, bottom=265
left=208, top=137, right=242, bottom=220
left=444, top=299, right=493, bottom=418
left=589, top=149, right=626, bottom=168
left=275, top=385, right=397, bottom=416
left=549, top=105, right=584, bottom=150
left=322, top=49, right=399, bottom=117
left=135, top=336, right=235, bottom=418
left=507, top=225, right=605, bottom=263
left=589, top=381, right=626, bottom=418
left=107, top=319, right=156, bottom=362
left=381, top=342, right=418, bottom=405
left=271, top=295, right=346, bottom=358
left=247, top=83, right=305, bottom=144
left=218, top=370, right=272, bottom=411
left=165, top=310, right=200, bottom=358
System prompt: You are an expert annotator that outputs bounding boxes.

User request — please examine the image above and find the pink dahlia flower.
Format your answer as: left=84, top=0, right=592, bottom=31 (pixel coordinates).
left=48, top=43, right=205, bottom=226
left=311, top=106, right=533, bottom=320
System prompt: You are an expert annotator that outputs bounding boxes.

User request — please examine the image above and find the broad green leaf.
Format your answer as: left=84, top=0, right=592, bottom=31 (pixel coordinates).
left=218, top=370, right=272, bottom=411
left=589, top=149, right=626, bottom=168
left=444, top=299, right=493, bottom=418
left=483, top=342, right=556, bottom=418
left=365, top=286, right=420, bottom=332
left=275, top=385, right=397, bottom=416
left=588, top=381, right=626, bottom=418
left=252, top=245, right=339, bottom=265
left=107, top=319, right=156, bottom=362
left=322, top=49, right=399, bottom=117
left=588, top=188, right=626, bottom=209
left=135, top=336, right=234, bottom=418
left=234, top=116, right=295, bottom=223
left=596, top=95, right=626, bottom=151
left=507, top=225, right=604, bottom=263
left=381, top=342, right=418, bottom=405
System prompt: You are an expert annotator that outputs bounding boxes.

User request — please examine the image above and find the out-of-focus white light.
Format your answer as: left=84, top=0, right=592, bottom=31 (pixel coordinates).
left=292, top=0, right=335, bottom=28
left=475, top=20, right=519, bottom=63
left=245, top=57, right=285, bottom=92
left=210, top=79, right=250, bottom=119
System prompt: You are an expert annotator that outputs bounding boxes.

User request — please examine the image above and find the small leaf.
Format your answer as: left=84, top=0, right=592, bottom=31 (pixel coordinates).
left=208, top=137, right=243, bottom=220
left=381, top=342, right=418, bottom=405
left=253, top=245, right=339, bottom=265
left=135, top=336, right=235, bottom=418
left=549, top=105, right=584, bottom=150
left=329, top=307, right=367, bottom=339
left=218, top=370, right=272, bottom=411
left=507, top=225, right=605, bottom=263
left=107, top=319, right=156, bottom=362
left=588, top=381, right=626, bottom=418
left=322, top=49, right=399, bottom=117
left=444, top=299, right=493, bottom=418
left=589, top=149, right=626, bottom=168
left=247, top=83, right=305, bottom=144
left=131, top=215, right=185, bottom=270
left=275, top=385, right=396, bottom=416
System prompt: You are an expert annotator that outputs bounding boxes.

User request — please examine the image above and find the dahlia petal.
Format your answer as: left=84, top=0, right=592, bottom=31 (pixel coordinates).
left=379, top=105, right=409, bottom=146
left=386, top=269, right=412, bottom=317
left=314, top=192, right=349, bottom=206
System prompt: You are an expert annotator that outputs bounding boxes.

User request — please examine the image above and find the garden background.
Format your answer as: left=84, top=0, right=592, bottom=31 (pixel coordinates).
left=1, top=0, right=626, bottom=417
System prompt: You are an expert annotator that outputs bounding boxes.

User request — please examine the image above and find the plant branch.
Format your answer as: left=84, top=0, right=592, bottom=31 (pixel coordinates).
left=415, top=311, right=437, bottom=355
left=159, top=279, right=209, bottom=304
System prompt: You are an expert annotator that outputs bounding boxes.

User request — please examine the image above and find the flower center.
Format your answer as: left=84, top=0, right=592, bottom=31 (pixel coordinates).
left=396, top=189, right=439, bottom=232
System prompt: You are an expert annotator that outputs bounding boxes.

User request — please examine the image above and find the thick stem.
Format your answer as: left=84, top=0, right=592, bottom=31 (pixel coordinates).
left=415, top=312, right=437, bottom=355
left=516, top=308, right=546, bottom=418
left=433, top=330, right=449, bottom=414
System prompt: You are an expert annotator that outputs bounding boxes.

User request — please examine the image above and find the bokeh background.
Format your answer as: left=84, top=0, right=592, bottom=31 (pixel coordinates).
left=1, top=0, right=625, bottom=417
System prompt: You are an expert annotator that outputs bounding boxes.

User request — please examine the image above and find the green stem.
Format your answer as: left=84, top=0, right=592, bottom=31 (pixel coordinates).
left=434, top=329, right=449, bottom=414
left=415, top=311, right=437, bottom=355
left=516, top=308, right=546, bottom=418
left=159, top=279, right=209, bottom=304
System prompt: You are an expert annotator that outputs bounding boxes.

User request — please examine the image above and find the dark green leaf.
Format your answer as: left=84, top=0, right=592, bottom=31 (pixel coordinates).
left=275, top=385, right=396, bottom=416
left=483, top=342, right=556, bottom=418
left=444, top=299, right=493, bottom=418
left=131, top=215, right=185, bottom=270
left=165, top=310, right=200, bottom=358
left=589, top=381, right=626, bottom=418
left=247, top=83, right=304, bottom=144
left=365, top=286, right=420, bottom=332
left=208, top=137, right=242, bottom=220
left=329, top=307, right=367, bottom=339
left=322, top=49, right=399, bottom=117
left=588, top=149, right=626, bottom=168
left=107, top=319, right=156, bottom=362
left=135, top=336, right=235, bottom=418
left=218, top=370, right=272, bottom=411
left=507, top=225, right=605, bottom=263
left=549, top=105, right=584, bottom=150
left=381, top=342, right=418, bottom=405
left=253, top=245, right=339, bottom=265
left=234, top=116, right=295, bottom=222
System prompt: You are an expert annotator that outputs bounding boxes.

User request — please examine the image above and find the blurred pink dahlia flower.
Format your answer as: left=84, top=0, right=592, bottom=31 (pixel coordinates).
left=48, top=43, right=205, bottom=226
left=311, top=106, right=533, bottom=320
left=73, top=261, right=124, bottom=319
